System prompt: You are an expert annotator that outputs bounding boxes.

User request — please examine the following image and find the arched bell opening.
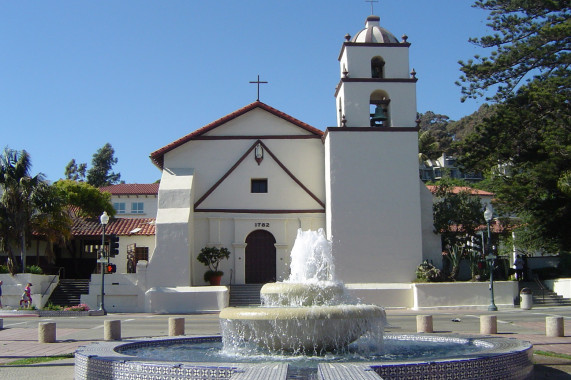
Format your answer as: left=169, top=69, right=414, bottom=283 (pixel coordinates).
left=370, top=90, right=391, bottom=127
left=371, top=56, right=385, bottom=79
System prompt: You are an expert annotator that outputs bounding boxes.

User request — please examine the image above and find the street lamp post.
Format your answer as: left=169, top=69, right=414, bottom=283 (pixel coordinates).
left=484, top=205, right=497, bottom=312
left=99, top=211, right=109, bottom=314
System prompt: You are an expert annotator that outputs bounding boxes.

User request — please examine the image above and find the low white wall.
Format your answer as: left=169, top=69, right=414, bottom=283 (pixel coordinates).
left=545, top=278, right=571, bottom=299
left=81, top=273, right=142, bottom=312
left=412, top=281, right=518, bottom=310
left=77, top=276, right=519, bottom=313
left=0, top=274, right=58, bottom=309
left=346, top=283, right=413, bottom=309
left=145, top=286, right=229, bottom=313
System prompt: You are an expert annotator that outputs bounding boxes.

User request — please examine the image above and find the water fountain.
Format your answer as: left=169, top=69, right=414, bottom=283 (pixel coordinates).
left=75, top=229, right=533, bottom=380
left=219, top=228, right=387, bottom=354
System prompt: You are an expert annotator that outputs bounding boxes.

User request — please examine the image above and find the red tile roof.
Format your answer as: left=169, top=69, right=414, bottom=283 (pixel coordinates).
left=426, top=185, right=494, bottom=196
left=100, top=183, right=159, bottom=195
left=149, top=101, right=324, bottom=169
left=72, top=217, right=155, bottom=236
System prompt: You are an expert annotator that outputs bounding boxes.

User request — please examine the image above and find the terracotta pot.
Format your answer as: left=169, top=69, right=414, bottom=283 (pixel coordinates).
left=209, top=274, right=222, bottom=286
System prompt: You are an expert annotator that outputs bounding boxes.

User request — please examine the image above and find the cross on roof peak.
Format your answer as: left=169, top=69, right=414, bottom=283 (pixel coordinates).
left=249, top=75, right=268, bottom=101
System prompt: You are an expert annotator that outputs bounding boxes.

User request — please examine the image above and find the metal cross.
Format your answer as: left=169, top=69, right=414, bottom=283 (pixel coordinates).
left=249, top=75, right=268, bottom=101
left=365, top=0, right=379, bottom=14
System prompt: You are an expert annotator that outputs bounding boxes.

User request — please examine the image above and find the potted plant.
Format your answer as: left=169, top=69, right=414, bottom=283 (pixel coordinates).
left=197, top=246, right=231, bottom=285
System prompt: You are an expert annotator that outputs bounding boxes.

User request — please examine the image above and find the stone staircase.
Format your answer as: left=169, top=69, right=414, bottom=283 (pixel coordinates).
left=229, top=284, right=264, bottom=306
left=47, top=279, right=91, bottom=307
left=519, top=280, right=571, bottom=307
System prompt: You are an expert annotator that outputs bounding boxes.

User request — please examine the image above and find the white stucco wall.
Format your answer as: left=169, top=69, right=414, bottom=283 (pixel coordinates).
left=146, top=168, right=194, bottom=288
left=545, top=278, right=571, bottom=299
left=110, top=194, right=158, bottom=218
left=325, top=130, right=423, bottom=283
left=412, top=281, right=518, bottom=310
left=154, top=108, right=326, bottom=287
left=164, top=112, right=324, bottom=206
left=337, top=81, right=417, bottom=128
left=192, top=213, right=325, bottom=285
left=114, top=235, right=155, bottom=273
left=0, top=274, right=58, bottom=309
left=340, top=45, right=411, bottom=79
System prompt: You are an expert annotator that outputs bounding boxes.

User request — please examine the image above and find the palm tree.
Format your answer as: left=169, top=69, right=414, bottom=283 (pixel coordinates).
left=0, top=148, right=54, bottom=273
left=32, top=185, right=73, bottom=265
left=418, top=130, right=440, bottom=164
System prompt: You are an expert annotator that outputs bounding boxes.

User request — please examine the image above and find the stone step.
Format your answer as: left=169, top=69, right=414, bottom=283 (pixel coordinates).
left=48, top=279, right=91, bottom=307
left=229, top=284, right=264, bottom=306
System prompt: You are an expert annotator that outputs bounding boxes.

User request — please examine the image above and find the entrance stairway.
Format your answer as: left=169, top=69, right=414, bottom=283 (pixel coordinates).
left=519, top=280, right=571, bottom=307
left=229, top=284, right=264, bottom=306
left=47, top=279, right=91, bottom=307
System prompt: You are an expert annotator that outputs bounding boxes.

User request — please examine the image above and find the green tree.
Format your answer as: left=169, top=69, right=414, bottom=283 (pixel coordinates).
left=432, top=179, right=486, bottom=279
left=31, top=184, right=73, bottom=265
left=456, top=1, right=570, bottom=252
left=448, top=104, right=497, bottom=145
left=459, top=76, right=571, bottom=251
left=457, top=0, right=569, bottom=102
left=0, top=148, right=52, bottom=273
left=54, top=179, right=115, bottom=218
left=86, top=143, right=121, bottom=187
left=417, top=111, right=452, bottom=155
left=64, top=159, right=86, bottom=181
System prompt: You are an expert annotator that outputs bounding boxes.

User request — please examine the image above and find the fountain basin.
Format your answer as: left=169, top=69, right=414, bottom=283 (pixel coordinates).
left=75, top=334, right=533, bottom=380
left=220, top=305, right=385, bottom=352
left=261, top=282, right=347, bottom=306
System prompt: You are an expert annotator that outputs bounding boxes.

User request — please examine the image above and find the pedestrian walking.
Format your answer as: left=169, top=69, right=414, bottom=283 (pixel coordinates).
left=20, top=282, right=32, bottom=308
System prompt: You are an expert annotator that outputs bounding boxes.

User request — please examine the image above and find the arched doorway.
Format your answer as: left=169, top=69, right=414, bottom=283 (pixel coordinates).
left=245, top=230, right=276, bottom=284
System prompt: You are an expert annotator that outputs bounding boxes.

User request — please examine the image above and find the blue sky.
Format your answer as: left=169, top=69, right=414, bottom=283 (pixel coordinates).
left=1, top=1, right=491, bottom=184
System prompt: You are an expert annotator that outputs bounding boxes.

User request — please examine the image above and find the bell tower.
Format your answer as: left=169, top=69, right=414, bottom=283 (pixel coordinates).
left=335, top=15, right=418, bottom=128
left=325, top=14, right=424, bottom=283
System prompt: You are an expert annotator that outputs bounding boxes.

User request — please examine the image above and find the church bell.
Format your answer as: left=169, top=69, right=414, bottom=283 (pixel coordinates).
left=370, top=105, right=388, bottom=125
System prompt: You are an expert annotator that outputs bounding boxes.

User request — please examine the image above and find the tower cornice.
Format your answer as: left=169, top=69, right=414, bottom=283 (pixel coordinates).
left=334, top=77, right=418, bottom=97
left=338, top=41, right=411, bottom=61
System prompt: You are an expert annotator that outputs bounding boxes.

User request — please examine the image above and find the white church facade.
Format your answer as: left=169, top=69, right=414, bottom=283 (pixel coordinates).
left=131, top=14, right=441, bottom=312
left=77, top=14, right=462, bottom=313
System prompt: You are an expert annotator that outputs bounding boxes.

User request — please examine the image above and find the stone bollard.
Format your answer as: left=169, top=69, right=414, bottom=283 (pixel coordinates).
left=416, top=315, right=433, bottom=333
left=104, top=320, right=121, bottom=341
left=169, top=317, right=185, bottom=336
left=480, top=315, right=498, bottom=334
left=38, top=322, right=56, bottom=343
left=546, top=316, right=564, bottom=337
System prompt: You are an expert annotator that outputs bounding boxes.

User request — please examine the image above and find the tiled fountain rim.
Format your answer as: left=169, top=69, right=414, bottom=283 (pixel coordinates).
left=74, top=334, right=533, bottom=380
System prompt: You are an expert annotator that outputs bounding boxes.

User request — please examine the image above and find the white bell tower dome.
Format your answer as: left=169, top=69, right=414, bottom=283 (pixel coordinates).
left=335, top=15, right=418, bottom=128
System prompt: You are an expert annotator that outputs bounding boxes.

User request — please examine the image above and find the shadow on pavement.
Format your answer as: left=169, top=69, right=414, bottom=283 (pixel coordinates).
left=534, top=354, right=571, bottom=379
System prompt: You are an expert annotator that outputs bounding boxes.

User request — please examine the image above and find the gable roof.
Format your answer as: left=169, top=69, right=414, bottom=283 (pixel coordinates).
left=100, top=183, right=159, bottom=195
left=149, top=101, right=323, bottom=169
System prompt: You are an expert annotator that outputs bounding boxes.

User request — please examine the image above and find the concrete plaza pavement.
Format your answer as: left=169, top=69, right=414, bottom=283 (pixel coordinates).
left=1, top=307, right=571, bottom=379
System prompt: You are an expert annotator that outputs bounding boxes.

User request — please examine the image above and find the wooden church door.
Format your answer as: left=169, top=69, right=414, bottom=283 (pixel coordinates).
left=245, top=230, right=276, bottom=284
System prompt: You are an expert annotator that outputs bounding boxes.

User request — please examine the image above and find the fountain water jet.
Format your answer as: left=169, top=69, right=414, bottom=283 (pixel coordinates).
left=219, top=228, right=387, bottom=354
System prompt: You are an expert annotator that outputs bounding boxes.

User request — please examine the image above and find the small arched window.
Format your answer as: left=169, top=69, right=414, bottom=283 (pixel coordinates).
left=371, top=56, right=385, bottom=79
